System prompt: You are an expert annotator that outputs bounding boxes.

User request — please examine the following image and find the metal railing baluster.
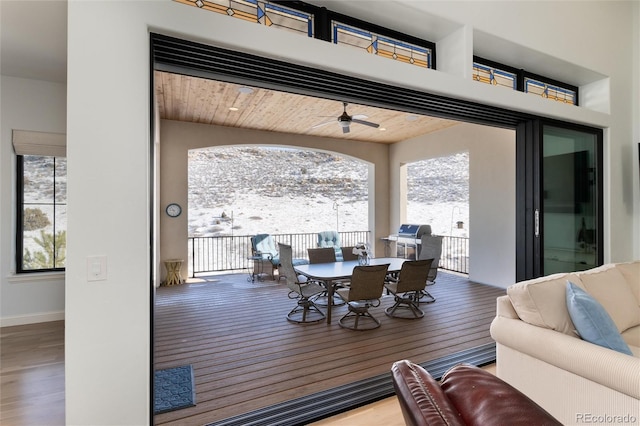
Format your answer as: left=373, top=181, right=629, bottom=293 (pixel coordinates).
left=186, top=232, right=469, bottom=277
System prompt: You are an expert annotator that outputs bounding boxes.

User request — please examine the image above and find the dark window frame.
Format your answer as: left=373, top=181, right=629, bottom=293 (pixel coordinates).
left=15, top=154, right=66, bottom=274
left=272, top=1, right=436, bottom=69
left=474, top=55, right=579, bottom=105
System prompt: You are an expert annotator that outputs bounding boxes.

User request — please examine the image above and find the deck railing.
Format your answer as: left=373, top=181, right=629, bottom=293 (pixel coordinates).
left=187, top=232, right=469, bottom=277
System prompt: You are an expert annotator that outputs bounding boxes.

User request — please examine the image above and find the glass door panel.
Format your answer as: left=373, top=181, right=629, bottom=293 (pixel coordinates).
left=541, top=125, right=600, bottom=274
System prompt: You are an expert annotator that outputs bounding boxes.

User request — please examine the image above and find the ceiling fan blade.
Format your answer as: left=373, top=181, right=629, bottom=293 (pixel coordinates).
left=311, top=120, right=336, bottom=129
left=351, top=118, right=380, bottom=128
left=352, top=114, right=369, bottom=120
left=342, top=125, right=350, bottom=134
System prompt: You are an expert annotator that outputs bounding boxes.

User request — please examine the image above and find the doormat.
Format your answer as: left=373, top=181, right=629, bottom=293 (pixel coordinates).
left=154, top=365, right=196, bottom=414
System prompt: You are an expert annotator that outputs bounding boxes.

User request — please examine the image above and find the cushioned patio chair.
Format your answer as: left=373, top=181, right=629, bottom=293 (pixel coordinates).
left=336, top=264, right=389, bottom=330
left=384, top=259, right=434, bottom=318
left=250, top=234, right=280, bottom=279
left=251, top=234, right=307, bottom=280
left=278, top=243, right=326, bottom=324
left=317, top=230, right=343, bottom=261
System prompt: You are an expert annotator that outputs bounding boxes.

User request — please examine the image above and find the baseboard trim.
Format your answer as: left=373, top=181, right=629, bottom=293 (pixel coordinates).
left=207, top=343, right=496, bottom=426
left=1, top=311, right=65, bottom=327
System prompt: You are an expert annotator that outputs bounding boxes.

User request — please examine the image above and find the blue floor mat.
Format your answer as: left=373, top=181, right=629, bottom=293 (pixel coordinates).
left=154, top=365, right=196, bottom=414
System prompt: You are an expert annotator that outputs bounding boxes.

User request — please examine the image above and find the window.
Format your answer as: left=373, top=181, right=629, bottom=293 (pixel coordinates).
left=175, top=0, right=314, bottom=36
left=13, top=130, right=66, bottom=273
left=332, top=22, right=432, bottom=69
left=524, top=75, right=577, bottom=104
left=174, top=0, right=436, bottom=69
left=473, top=56, right=578, bottom=106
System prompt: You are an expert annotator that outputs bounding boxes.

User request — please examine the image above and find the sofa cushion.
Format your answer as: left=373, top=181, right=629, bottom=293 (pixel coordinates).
left=507, top=273, right=583, bottom=336
left=621, top=325, right=640, bottom=349
left=566, top=281, right=633, bottom=355
left=577, top=263, right=640, bottom=333
left=615, top=261, right=640, bottom=305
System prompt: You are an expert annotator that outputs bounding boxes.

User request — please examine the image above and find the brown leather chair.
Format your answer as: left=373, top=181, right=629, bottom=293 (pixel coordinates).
left=391, top=360, right=562, bottom=426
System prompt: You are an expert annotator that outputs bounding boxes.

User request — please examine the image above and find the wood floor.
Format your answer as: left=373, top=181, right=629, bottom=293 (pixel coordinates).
left=0, top=271, right=505, bottom=426
left=154, top=271, right=505, bottom=425
left=0, top=320, right=65, bottom=426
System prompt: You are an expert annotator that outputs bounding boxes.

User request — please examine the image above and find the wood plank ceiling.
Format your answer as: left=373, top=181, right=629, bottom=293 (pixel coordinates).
left=154, top=71, right=460, bottom=144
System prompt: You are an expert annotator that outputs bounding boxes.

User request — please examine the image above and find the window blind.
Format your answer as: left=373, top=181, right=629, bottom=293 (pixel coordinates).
left=12, top=130, right=66, bottom=157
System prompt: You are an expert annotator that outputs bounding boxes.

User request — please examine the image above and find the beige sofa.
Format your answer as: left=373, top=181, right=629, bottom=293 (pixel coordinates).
left=490, top=261, right=640, bottom=425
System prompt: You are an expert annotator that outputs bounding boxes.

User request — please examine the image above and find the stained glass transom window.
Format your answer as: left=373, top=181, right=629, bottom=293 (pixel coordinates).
left=524, top=78, right=577, bottom=105
left=175, top=0, right=314, bottom=37
left=472, top=62, right=516, bottom=89
left=332, top=22, right=432, bottom=69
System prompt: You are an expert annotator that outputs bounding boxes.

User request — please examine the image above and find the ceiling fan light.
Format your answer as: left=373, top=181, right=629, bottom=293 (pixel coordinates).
left=338, top=120, right=350, bottom=128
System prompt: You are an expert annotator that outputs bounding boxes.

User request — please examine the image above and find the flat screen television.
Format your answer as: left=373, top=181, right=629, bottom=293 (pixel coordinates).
left=543, top=150, right=590, bottom=213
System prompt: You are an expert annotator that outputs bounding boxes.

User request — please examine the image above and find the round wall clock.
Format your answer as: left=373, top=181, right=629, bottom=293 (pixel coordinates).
left=165, top=203, right=182, bottom=217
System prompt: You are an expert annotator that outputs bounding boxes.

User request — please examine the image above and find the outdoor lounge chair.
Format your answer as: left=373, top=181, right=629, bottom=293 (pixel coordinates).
left=251, top=234, right=307, bottom=280
left=317, top=230, right=343, bottom=261
left=250, top=234, right=280, bottom=279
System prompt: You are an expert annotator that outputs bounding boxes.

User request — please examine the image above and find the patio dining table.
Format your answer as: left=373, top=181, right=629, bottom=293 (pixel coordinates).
left=294, top=257, right=407, bottom=324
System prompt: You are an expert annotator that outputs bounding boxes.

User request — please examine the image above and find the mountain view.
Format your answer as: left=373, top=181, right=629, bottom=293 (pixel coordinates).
left=188, top=146, right=469, bottom=238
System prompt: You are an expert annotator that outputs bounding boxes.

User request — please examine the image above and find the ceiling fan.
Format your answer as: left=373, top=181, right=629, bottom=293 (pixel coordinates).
left=311, top=102, right=380, bottom=134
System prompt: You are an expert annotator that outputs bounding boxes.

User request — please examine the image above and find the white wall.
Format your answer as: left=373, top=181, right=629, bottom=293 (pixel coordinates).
left=63, top=1, right=638, bottom=424
left=390, top=123, right=515, bottom=288
left=0, top=76, right=66, bottom=326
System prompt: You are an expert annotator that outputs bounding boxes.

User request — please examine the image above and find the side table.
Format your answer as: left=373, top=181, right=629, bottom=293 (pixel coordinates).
left=164, top=259, right=184, bottom=286
left=247, top=255, right=264, bottom=282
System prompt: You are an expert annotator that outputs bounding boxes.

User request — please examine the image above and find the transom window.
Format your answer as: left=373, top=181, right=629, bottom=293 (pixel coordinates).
left=332, top=22, right=432, bottom=68
left=473, top=56, right=578, bottom=106
left=174, top=0, right=436, bottom=70
left=175, top=0, right=314, bottom=36
left=472, top=62, right=516, bottom=89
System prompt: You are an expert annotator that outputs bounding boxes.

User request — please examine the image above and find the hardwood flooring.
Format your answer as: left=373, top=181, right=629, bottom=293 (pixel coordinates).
left=0, top=271, right=505, bottom=426
left=154, top=271, right=505, bottom=425
left=0, top=320, right=65, bottom=426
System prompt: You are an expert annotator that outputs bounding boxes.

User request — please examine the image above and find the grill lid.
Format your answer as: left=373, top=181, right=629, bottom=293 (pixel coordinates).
left=398, top=224, right=432, bottom=238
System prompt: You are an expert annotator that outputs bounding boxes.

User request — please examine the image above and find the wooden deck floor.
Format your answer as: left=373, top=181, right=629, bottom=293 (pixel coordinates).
left=154, top=271, right=506, bottom=425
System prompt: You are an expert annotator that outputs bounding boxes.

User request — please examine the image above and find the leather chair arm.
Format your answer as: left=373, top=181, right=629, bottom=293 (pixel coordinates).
left=440, top=364, right=561, bottom=426
left=391, top=360, right=465, bottom=426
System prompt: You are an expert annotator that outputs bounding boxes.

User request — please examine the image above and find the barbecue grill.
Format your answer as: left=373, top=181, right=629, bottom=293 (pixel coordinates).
left=393, top=224, right=432, bottom=259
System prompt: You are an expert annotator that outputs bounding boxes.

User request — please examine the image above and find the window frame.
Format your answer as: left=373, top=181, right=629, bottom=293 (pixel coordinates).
left=15, top=154, right=67, bottom=274
left=269, top=1, right=437, bottom=68
left=473, top=55, right=579, bottom=105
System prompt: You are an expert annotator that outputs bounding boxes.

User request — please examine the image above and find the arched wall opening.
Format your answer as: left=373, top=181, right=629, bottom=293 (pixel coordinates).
left=158, top=119, right=386, bottom=283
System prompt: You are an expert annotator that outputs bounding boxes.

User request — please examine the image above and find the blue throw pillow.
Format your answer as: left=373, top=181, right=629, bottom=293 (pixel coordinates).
left=566, top=281, right=633, bottom=355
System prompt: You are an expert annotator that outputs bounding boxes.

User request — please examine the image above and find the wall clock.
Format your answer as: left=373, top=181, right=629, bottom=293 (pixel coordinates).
left=165, top=203, right=182, bottom=218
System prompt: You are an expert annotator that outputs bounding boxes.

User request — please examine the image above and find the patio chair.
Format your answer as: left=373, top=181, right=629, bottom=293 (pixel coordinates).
left=307, top=247, right=337, bottom=264
left=251, top=234, right=308, bottom=280
left=317, top=230, right=343, bottom=261
left=307, top=247, right=345, bottom=306
left=419, top=234, right=443, bottom=284
left=250, top=234, right=280, bottom=279
left=336, top=264, right=389, bottom=330
left=341, top=246, right=359, bottom=261
left=384, top=259, right=434, bottom=319
left=278, top=243, right=326, bottom=324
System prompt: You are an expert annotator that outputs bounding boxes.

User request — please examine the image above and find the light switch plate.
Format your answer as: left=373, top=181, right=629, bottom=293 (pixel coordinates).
left=87, top=256, right=107, bottom=281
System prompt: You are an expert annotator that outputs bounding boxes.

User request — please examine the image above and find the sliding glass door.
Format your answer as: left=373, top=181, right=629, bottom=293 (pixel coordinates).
left=517, top=121, right=603, bottom=280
